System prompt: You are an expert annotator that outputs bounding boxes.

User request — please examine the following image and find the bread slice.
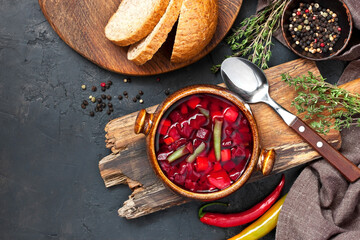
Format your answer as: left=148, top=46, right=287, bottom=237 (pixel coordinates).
left=105, top=0, right=170, bottom=46
left=127, top=0, right=183, bottom=65
left=171, top=0, right=218, bottom=63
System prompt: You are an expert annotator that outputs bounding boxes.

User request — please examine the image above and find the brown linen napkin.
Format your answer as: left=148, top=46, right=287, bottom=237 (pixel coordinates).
left=255, top=1, right=360, bottom=239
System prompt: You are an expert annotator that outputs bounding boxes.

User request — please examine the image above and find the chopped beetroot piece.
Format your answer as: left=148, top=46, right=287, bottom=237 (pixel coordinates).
left=229, top=168, right=241, bottom=181
left=168, top=126, right=181, bottom=141
left=185, top=179, right=196, bottom=191
left=188, top=169, right=201, bottom=181
left=221, top=138, right=233, bottom=148
left=209, top=102, right=220, bottom=113
left=207, top=170, right=231, bottom=190
left=213, top=162, right=222, bottom=172
left=208, top=149, right=216, bottom=162
left=168, top=166, right=178, bottom=178
left=231, top=147, right=244, bottom=158
left=180, top=104, right=188, bottom=115
left=224, top=107, right=239, bottom=122
left=225, top=126, right=234, bottom=136
left=159, top=161, right=171, bottom=173
left=235, top=158, right=247, bottom=173
left=179, top=121, right=194, bottom=138
left=172, top=138, right=187, bottom=150
left=223, top=160, right=236, bottom=172
left=187, top=96, right=201, bottom=109
left=164, top=137, right=174, bottom=145
left=174, top=174, right=186, bottom=186
left=196, top=128, right=210, bottom=140
left=199, top=98, right=209, bottom=109
left=241, top=132, right=252, bottom=143
left=195, top=156, right=209, bottom=172
left=221, top=149, right=231, bottom=162
left=186, top=142, right=194, bottom=154
left=211, top=110, right=223, bottom=121
left=169, top=110, right=183, bottom=123
left=159, top=119, right=171, bottom=135
left=179, top=161, right=187, bottom=175
left=189, top=114, right=207, bottom=129
left=232, top=131, right=244, bottom=146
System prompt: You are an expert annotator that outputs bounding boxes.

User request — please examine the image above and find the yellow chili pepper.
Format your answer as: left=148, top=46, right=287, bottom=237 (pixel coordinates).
left=228, top=194, right=287, bottom=240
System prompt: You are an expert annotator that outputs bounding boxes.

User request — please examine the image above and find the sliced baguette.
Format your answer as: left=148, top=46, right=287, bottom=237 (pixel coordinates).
left=171, top=0, right=218, bottom=63
left=105, top=0, right=170, bottom=46
left=127, top=0, right=183, bottom=65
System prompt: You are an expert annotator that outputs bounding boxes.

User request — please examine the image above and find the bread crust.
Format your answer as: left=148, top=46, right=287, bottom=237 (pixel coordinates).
left=127, top=0, right=183, bottom=65
left=105, top=0, right=170, bottom=46
left=171, top=0, right=218, bottom=63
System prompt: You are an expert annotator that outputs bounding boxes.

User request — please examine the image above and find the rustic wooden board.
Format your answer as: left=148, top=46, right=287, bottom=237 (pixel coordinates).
left=38, top=0, right=243, bottom=76
left=98, top=59, right=360, bottom=219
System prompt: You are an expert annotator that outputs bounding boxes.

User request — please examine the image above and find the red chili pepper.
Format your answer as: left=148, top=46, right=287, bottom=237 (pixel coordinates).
left=198, top=175, right=285, bottom=228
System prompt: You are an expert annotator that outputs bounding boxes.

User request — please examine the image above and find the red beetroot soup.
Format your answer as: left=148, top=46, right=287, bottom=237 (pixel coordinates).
left=155, top=94, right=253, bottom=193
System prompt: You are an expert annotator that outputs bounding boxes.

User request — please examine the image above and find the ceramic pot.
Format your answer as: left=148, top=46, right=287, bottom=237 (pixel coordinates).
left=134, top=85, right=275, bottom=201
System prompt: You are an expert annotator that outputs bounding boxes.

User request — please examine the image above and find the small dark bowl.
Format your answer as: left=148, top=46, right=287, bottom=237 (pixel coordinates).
left=281, top=0, right=353, bottom=60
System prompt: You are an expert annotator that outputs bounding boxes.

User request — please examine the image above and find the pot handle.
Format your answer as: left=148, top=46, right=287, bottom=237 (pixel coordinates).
left=257, top=149, right=276, bottom=176
left=134, top=109, right=154, bottom=136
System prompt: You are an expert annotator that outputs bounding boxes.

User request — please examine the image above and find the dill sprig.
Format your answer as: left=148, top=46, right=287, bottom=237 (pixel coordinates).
left=211, top=0, right=289, bottom=73
left=282, top=72, right=360, bottom=134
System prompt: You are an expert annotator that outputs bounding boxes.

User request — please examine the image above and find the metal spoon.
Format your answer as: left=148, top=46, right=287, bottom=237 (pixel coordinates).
left=221, top=57, right=360, bottom=182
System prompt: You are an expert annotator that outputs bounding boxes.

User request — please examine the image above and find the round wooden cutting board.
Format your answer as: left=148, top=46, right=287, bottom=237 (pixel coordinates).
left=39, top=0, right=243, bottom=76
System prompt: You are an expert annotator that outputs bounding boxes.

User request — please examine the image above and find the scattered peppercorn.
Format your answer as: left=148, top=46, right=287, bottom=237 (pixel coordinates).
left=91, top=86, right=97, bottom=92
left=139, top=99, right=144, bottom=104
left=107, top=80, right=113, bottom=86
left=132, top=97, right=137, bottom=102
left=107, top=95, right=112, bottom=100
left=81, top=104, right=86, bottom=109
left=101, top=94, right=106, bottom=99
left=81, top=84, right=86, bottom=90
left=97, top=98, right=102, bottom=103
left=109, top=107, right=114, bottom=112
left=118, top=95, right=123, bottom=100
left=123, top=91, right=128, bottom=97
left=83, top=100, right=88, bottom=106
left=101, top=86, right=106, bottom=92
left=136, top=94, right=141, bottom=99
left=108, top=102, right=113, bottom=107
left=106, top=84, right=110, bottom=89
left=90, top=111, right=95, bottom=117
left=165, top=89, right=170, bottom=95
left=107, top=110, right=111, bottom=115
left=139, top=90, right=144, bottom=95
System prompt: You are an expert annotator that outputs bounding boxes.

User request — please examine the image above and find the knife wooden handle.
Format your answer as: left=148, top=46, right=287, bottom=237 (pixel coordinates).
left=290, top=117, right=360, bottom=182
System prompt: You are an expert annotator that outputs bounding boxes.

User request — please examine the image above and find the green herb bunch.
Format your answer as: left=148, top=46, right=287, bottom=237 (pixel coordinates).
left=282, top=72, right=360, bottom=134
left=211, top=0, right=289, bottom=73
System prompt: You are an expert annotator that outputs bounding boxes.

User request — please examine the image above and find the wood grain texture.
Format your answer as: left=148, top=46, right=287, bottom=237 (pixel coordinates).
left=98, top=59, right=360, bottom=219
left=38, top=0, right=243, bottom=76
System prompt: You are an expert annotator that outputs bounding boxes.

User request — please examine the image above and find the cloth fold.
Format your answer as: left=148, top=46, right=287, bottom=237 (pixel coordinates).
left=255, top=0, right=360, bottom=239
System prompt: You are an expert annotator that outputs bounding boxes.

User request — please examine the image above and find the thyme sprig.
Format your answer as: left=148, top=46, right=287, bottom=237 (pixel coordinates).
left=211, top=0, right=289, bottom=73
left=282, top=72, right=360, bottom=134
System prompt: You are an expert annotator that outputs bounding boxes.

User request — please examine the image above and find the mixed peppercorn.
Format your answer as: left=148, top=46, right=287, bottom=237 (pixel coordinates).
left=288, top=2, right=341, bottom=54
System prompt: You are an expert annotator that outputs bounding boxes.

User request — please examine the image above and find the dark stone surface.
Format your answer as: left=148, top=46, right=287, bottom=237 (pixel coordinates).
left=0, top=0, right=346, bottom=239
